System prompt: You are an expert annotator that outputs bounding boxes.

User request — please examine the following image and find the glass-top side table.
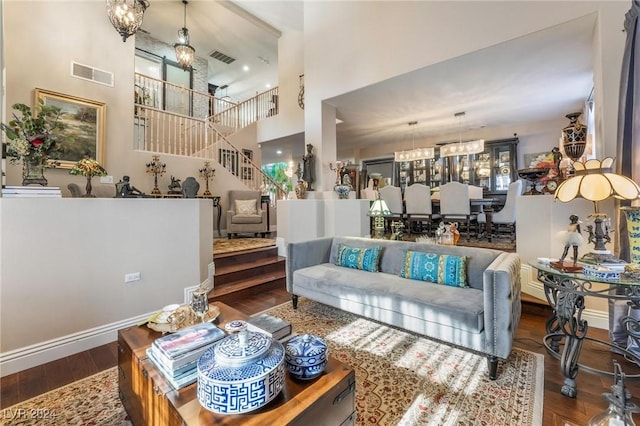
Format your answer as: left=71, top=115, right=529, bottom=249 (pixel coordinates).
left=530, top=261, right=640, bottom=398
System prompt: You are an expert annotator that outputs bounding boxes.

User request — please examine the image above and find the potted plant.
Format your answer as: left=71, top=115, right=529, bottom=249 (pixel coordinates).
left=1, top=101, right=64, bottom=186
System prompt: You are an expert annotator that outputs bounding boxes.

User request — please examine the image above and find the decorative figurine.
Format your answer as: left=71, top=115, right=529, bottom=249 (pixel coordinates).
left=302, top=144, right=315, bottom=191
left=115, top=175, right=145, bottom=198
left=168, top=176, right=182, bottom=194
left=559, top=214, right=584, bottom=264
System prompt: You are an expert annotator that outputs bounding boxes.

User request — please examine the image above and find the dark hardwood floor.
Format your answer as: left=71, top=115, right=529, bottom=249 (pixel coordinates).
left=2, top=290, right=640, bottom=425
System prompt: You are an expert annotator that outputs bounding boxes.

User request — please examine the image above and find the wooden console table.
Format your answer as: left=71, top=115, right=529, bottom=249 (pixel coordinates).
left=147, top=194, right=221, bottom=237
left=118, top=302, right=356, bottom=425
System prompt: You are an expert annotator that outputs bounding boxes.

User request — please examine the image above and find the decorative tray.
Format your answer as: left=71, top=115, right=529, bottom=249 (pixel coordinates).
left=146, top=304, right=221, bottom=334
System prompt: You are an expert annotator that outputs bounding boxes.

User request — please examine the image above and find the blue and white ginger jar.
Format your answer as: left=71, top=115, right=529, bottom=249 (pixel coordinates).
left=197, top=330, right=285, bottom=414
left=284, top=334, right=328, bottom=380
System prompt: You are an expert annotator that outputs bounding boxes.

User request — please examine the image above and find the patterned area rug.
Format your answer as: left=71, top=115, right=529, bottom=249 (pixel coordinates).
left=1, top=368, right=130, bottom=426
left=267, top=299, right=543, bottom=425
left=213, top=237, right=276, bottom=255
left=2, top=300, right=542, bottom=426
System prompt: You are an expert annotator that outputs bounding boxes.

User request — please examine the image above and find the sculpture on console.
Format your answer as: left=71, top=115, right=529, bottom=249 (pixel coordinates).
left=115, top=175, right=145, bottom=198
left=302, top=144, right=315, bottom=191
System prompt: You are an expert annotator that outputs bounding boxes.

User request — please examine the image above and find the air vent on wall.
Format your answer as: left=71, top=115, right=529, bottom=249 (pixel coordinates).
left=209, top=50, right=236, bottom=64
left=71, top=62, right=114, bottom=87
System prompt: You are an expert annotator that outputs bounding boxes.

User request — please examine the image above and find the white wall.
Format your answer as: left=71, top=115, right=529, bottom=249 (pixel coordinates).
left=304, top=1, right=628, bottom=190
left=0, top=198, right=213, bottom=375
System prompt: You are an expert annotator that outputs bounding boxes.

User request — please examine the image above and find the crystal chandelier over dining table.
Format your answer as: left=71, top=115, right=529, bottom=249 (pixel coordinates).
left=440, top=112, right=485, bottom=157
left=394, top=121, right=435, bottom=162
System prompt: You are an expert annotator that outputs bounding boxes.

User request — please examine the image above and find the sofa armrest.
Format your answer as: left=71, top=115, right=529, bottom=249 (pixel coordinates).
left=286, top=237, right=334, bottom=292
left=482, top=252, right=522, bottom=360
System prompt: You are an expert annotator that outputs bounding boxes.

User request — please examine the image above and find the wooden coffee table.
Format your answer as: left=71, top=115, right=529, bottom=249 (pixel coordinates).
left=118, top=302, right=356, bottom=425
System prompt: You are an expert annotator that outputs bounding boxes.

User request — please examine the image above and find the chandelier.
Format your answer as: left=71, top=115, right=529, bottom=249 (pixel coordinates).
left=394, top=121, right=435, bottom=162
left=440, top=112, right=485, bottom=157
left=106, top=0, right=150, bottom=42
left=174, top=0, right=195, bottom=70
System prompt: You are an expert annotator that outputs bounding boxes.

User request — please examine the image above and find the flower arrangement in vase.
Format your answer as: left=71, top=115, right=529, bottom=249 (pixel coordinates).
left=70, top=157, right=107, bottom=197
left=1, top=101, right=64, bottom=186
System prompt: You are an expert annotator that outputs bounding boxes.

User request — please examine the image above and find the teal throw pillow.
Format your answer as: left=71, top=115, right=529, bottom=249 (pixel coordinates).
left=335, top=244, right=382, bottom=272
left=399, top=250, right=468, bottom=288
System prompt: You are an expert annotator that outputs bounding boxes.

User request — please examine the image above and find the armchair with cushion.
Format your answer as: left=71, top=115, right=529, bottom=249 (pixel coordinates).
left=226, top=190, right=268, bottom=238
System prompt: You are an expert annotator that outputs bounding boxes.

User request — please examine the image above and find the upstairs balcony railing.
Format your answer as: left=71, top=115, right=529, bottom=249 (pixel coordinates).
left=133, top=73, right=285, bottom=201
left=134, top=73, right=279, bottom=131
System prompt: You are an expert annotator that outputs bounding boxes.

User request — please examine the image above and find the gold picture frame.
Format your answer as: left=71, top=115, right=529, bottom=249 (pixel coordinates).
left=35, top=88, right=106, bottom=169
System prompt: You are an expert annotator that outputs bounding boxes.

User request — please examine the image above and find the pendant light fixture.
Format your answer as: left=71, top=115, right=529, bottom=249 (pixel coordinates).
left=174, top=0, right=195, bottom=71
left=106, top=0, right=150, bottom=42
left=440, top=112, right=485, bottom=157
left=394, top=121, right=435, bottom=162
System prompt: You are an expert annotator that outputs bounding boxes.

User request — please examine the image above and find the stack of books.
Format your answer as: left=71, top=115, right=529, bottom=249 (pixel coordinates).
left=246, top=313, right=292, bottom=341
left=146, top=322, right=226, bottom=390
left=2, top=186, right=61, bottom=197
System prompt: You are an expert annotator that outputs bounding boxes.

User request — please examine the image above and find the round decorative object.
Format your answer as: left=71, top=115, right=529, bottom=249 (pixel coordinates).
left=182, top=176, right=200, bottom=198
left=334, top=184, right=351, bottom=199
left=285, top=334, right=328, bottom=380
left=197, top=331, right=286, bottom=415
left=295, top=180, right=308, bottom=199
left=546, top=180, right=558, bottom=193
left=224, top=320, right=248, bottom=334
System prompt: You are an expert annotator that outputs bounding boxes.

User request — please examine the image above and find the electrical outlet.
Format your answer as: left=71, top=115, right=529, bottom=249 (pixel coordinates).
left=100, top=175, right=114, bottom=184
left=125, top=272, right=141, bottom=283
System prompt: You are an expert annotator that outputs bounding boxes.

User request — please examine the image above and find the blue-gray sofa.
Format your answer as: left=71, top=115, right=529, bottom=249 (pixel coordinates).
left=286, top=236, right=521, bottom=379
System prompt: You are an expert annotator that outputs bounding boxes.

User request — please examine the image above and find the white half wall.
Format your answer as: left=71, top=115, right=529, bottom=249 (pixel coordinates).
left=0, top=198, right=213, bottom=376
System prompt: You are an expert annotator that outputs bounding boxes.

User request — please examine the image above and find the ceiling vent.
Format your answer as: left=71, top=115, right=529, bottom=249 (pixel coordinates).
left=71, top=62, right=114, bottom=87
left=209, top=50, right=236, bottom=64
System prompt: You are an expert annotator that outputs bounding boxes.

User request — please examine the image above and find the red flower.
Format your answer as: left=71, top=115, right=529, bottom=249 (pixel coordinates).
left=31, top=138, right=44, bottom=148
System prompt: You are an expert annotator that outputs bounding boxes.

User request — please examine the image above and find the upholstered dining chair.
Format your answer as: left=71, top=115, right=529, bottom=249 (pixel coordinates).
left=404, top=183, right=441, bottom=235
left=477, top=180, right=523, bottom=241
left=378, top=185, right=404, bottom=231
left=226, top=190, right=268, bottom=239
left=439, top=181, right=477, bottom=239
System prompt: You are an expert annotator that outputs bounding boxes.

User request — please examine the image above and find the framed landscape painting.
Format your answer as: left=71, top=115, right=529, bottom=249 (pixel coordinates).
left=35, top=88, right=106, bottom=169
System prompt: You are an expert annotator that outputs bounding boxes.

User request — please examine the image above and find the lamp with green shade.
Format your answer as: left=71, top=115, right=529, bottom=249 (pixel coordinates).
left=368, top=194, right=391, bottom=239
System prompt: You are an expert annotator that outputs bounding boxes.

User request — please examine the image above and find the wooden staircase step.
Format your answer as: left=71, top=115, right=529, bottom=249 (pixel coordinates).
left=214, top=246, right=279, bottom=267
left=210, top=272, right=286, bottom=297
left=216, top=256, right=285, bottom=276
left=209, top=244, right=286, bottom=306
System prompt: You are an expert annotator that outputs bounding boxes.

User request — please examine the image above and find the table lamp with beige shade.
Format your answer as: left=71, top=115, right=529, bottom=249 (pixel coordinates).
left=554, top=157, right=640, bottom=264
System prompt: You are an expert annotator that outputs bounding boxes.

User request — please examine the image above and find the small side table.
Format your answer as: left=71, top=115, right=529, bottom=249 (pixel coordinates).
left=531, top=261, right=640, bottom=397
left=261, top=194, right=271, bottom=234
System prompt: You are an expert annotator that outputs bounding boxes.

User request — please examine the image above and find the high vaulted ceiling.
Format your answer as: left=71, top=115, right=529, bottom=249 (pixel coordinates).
left=140, top=2, right=596, bottom=165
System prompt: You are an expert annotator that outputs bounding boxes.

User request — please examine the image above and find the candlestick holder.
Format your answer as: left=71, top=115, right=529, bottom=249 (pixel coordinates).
left=146, top=155, right=166, bottom=195
left=199, top=161, right=216, bottom=196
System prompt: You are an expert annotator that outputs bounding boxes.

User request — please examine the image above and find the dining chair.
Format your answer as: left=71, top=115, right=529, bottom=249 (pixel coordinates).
left=404, top=183, right=441, bottom=235
left=439, top=181, right=477, bottom=239
left=477, top=180, right=522, bottom=241
left=378, top=185, right=404, bottom=231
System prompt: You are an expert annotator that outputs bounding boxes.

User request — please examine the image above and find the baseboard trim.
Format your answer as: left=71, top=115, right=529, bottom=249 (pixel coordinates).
left=520, top=264, right=609, bottom=330
left=0, top=312, right=151, bottom=377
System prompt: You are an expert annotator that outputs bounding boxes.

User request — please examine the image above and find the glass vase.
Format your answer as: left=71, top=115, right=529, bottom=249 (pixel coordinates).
left=22, top=159, right=48, bottom=186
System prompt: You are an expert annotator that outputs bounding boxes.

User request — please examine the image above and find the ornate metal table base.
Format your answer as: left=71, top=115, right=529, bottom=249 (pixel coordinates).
left=535, top=265, right=640, bottom=398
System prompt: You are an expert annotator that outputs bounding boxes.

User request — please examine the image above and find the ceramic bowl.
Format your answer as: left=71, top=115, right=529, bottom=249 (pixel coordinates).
left=197, top=331, right=285, bottom=414
left=284, top=334, right=328, bottom=380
